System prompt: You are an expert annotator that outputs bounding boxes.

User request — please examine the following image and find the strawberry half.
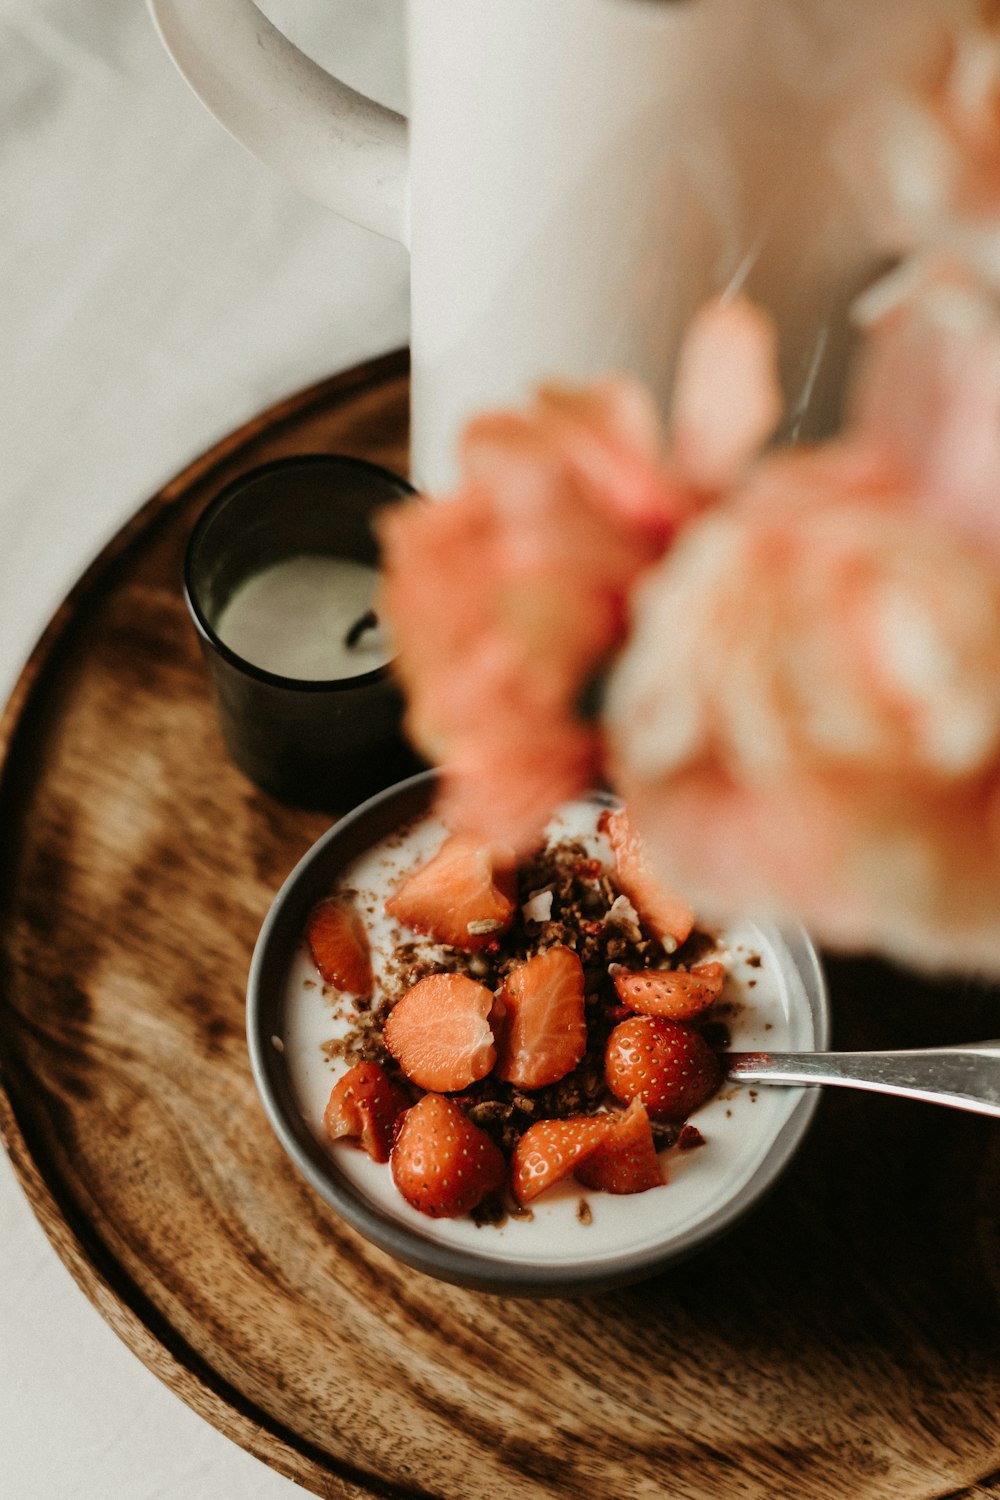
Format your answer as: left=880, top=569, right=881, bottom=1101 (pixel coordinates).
left=307, top=897, right=373, bottom=997
left=604, top=1015, right=721, bottom=1121
left=613, top=961, right=725, bottom=1021
left=494, top=945, right=587, bottom=1089
left=385, top=832, right=516, bottom=951
left=323, top=1061, right=408, bottom=1164
left=574, top=1100, right=665, bottom=1194
left=599, top=806, right=694, bottom=953
left=383, top=972, right=498, bottom=1092
left=510, top=1114, right=614, bottom=1205
left=391, top=1093, right=506, bottom=1218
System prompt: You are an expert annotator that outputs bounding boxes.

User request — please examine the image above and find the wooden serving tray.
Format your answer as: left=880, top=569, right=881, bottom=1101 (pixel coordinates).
left=1, top=350, right=999, bottom=1500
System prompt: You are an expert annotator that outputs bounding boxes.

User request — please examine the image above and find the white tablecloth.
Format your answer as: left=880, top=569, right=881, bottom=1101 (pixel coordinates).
left=1, top=2, right=408, bottom=1494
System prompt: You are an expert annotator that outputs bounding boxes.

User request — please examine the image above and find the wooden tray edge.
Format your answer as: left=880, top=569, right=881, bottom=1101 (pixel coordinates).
left=0, top=350, right=422, bottom=1500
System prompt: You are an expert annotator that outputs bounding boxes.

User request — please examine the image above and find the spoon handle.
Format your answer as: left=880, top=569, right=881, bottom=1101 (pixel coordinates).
left=723, top=1041, right=1000, bottom=1118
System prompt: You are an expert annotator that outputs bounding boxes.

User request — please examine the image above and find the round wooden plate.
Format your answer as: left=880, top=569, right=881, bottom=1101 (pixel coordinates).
left=1, top=350, right=999, bottom=1500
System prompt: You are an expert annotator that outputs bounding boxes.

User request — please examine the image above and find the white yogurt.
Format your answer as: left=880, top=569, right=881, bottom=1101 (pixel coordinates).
left=282, top=797, right=817, bottom=1270
left=214, top=554, right=392, bottom=680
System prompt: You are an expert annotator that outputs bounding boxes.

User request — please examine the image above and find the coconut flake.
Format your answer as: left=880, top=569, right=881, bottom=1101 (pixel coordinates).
left=522, top=888, right=555, bottom=923
left=604, top=894, right=643, bottom=942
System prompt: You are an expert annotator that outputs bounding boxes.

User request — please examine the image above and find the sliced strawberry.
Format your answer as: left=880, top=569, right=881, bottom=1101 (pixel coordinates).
left=494, top=945, right=587, bottom=1089
left=323, top=1061, right=408, bottom=1164
left=599, top=806, right=695, bottom=953
left=510, top=1114, right=614, bottom=1205
left=604, top=1015, right=721, bottom=1121
left=391, top=1093, right=506, bottom=1218
left=383, top=972, right=498, bottom=1092
left=613, top=961, right=725, bottom=1021
left=574, top=1100, right=665, bottom=1194
left=385, top=832, right=516, bottom=951
left=307, top=897, right=373, bottom=997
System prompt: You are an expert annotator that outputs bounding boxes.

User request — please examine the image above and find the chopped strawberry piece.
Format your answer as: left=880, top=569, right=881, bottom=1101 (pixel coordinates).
left=574, top=1100, right=665, bottom=1194
left=307, top=897, right=373, bottom=997
left=323, top=1061, right=408, bottom=1164
left=383, top=972, right=498, bottom=1092
left=385, top=832, right=516, bottom=951
left=391, top=1093, right=506, bottom=1218
left=604, top=1015, right=721, bottom=1121
left=494, top=945, right=587, bottom=1089
left=613, top=961, right=725, bottom=1021
left=599, top=806, right=695, bottom=953
left=510, top=1114, right=614, bottom=1205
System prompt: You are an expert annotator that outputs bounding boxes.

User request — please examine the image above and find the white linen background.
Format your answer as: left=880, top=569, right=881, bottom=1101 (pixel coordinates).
left=0, top=1, right=408, bottom=1494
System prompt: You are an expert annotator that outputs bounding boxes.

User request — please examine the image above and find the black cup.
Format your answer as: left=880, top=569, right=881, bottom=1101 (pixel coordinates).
left=184, top=454, right=425, bottom=811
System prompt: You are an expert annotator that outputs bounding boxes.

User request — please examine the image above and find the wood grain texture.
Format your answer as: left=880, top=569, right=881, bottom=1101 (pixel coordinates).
left=1, top=349, right=999, bottom=1500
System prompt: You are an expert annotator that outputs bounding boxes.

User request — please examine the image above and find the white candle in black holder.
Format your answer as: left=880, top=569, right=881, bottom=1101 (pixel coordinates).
left=184, top=454, right=424, bottom=810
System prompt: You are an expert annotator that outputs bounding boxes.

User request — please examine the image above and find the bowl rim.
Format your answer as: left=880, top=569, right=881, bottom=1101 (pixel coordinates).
left=246, top=769, right=830, bottom=1295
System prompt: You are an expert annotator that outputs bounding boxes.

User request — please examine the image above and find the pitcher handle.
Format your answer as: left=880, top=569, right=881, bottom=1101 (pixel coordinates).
left=148, top=0, right=409, bottom=245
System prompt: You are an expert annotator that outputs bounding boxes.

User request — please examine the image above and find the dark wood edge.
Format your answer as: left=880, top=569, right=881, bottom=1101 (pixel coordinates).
left=0, top=350, right=429, bottom=1500
left=0, top=1090, right=386, bottom=1500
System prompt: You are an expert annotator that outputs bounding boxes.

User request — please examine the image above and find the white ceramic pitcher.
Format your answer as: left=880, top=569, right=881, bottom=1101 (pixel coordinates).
left=149, top=0, right=957, bottom=492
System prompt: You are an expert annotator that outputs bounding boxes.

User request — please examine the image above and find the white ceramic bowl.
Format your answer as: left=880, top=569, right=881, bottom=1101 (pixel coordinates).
left=247, top=770, right=829, bottom=1295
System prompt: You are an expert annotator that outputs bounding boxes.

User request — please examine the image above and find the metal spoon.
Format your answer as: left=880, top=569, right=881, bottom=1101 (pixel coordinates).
left=723, top=1040, right=1000, bottom=1118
